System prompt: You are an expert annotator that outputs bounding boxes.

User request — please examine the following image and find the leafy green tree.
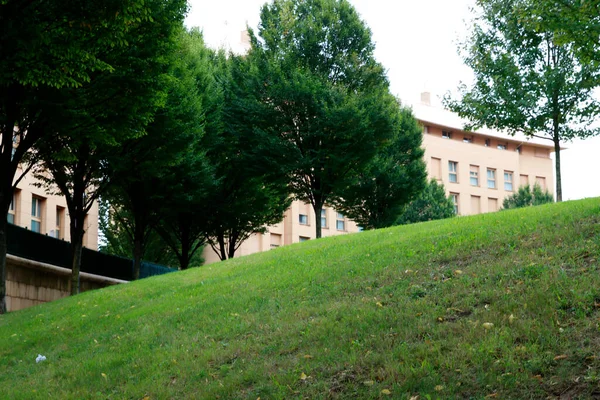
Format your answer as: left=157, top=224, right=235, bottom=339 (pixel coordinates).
left=104, top=29, right=208, bottom=278
left=526, top=1, right=600, bottom=64
left=396, top=180, right=455, bottom=225
left=444, top=0, right=600, bottom=202
left=334, top=104, right=427, bottom=230
left=245, top=0, right=396, bottom=239
left=0, top=0, right=186, bottom=310
left=202, top=55, right=291, bottom=261
left=502, top=183, right=554, bottom=210
left=26, top=0, right=187, bottom=295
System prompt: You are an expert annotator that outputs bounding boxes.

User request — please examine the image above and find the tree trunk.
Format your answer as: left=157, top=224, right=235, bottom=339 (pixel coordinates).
left=132, top=235, right=143, bottom=280
left=180, top=225, right=190, bottom=270
left=218, top=233, right=227, bottom=261
left=227, top=231, right=238, bottom=259
left=70, top=218, right=84, bottom=295
left=314, top=204, right=323, bottom=239
left=554, top=138, right=562, bottom=202
left=0, top=218, right=7, bottom=314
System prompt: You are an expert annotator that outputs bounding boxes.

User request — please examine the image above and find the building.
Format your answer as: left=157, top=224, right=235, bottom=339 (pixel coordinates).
left=414, top=93, right=555, bottom=215
left=7, top=169, right=98, bottom=250
left=201, top=94, right=556, bottom=263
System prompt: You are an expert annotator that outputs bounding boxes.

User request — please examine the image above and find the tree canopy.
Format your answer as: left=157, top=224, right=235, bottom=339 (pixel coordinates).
left=334, top=104, right=427, bottom=230
left=444, top=0, right=600, bottom=202
left=246, top=0, right=397, bottom=238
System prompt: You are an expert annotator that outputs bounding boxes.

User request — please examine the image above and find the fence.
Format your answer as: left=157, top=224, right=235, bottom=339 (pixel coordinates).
left=6, top=223, right=177, bottom=281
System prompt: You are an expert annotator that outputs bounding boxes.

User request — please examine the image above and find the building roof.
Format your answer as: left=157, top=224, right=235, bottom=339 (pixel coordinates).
left=410, top=101, right=560, bottom=151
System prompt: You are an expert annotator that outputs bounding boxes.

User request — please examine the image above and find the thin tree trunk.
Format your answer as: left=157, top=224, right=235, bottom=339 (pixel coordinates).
left=133, top=235, right=143, bottom=280
left=227, top=231, right=238, bottom=259
left=554, top=138, right=562, bottom=202
left=218, top=233, right=227, bottom=261
left=70, top=218, right=84, bottom=295
left=314, top=204, right=323, bottom=239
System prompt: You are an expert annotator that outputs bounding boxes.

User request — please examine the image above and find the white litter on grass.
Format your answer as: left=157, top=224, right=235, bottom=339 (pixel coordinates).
left=36, top=354, right=46, bottom=363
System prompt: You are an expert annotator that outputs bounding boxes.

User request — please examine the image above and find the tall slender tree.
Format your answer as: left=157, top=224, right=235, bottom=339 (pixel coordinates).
left=444, top=0, right=600, bottom=201
left=245, top=0, right=397, bottom=238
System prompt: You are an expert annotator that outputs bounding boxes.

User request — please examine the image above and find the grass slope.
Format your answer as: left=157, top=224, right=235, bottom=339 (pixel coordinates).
left=1, top=199, right=600, bottom=399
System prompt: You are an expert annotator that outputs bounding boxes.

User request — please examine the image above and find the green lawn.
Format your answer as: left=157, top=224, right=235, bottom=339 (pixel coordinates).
left=1, top=198, right=600, bottom=399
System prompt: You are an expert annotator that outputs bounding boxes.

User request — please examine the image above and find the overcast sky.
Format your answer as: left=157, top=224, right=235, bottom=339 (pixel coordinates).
left=185, top=0, right=600, bottom=201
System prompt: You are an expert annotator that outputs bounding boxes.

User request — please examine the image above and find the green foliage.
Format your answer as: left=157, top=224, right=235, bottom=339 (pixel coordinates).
left=444, top=0, right=600, bottom=201
left=245, top=0, right=395, bottom=238
left=104, top=28, right=209, bottom=274
left=397, top=179, right=455, bottom=225
left=502, top=183, right=554, bottom=210
left=202, top=59, right=292, bottom=260
left=2, top=198, right=600, bottom=398
left=334, top=104, right=427, bottom=230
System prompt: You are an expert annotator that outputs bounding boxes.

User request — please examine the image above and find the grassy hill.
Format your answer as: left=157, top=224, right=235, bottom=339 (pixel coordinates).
left=1, top=198, right=600, bottom=399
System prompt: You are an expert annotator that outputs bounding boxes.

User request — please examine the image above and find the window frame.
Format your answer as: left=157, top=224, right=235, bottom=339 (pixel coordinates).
left=487, top=168, right=497, bottom=189
left=448, top=161, right=458, bottom=183
left=469, top=165, right=479, bottom=187
left=504, top=171, right=514, bottom=191
left=299, top=214, right=309, bottom=225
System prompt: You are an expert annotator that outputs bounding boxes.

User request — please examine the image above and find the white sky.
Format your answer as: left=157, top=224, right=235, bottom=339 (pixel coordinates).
left=185, top=0, right=600, bottom=201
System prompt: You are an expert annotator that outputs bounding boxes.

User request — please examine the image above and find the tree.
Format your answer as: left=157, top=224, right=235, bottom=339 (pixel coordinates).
left=246, top=0, right=396, bottom=238
left=202, top=55, right=291, bottom=261
left=104, top=28, right=207, bottom=278
left=0, top=0, right=186, bottom=311
left=443, top=0, right=600, bottom=202
left=396, top=179, right=455, bottom=225
left=526, top=1, right=600, bottom=64
left=333, top=104, right=427, bottom=230
left=502, top=183, right=554, bottom=210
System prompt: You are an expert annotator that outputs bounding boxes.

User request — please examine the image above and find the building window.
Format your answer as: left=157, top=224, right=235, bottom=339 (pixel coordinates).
left=535, top=148, right=549, bottom=158
left=448, top=161, right=458, bottom=183
left=299, top=214, right=308, bottom=225
left=450, top=193, right=459, bottom=215
left=336, top=212, right=345, bottom=231
left=55, top=206, right=65, bottom=239
left=516, top=145, right=522, bottom=154
left=471, top=195, right=481, bottom=214
left=299, top=236, right=310, bottom=242
left=31, top=196, right=43, bottom=233
left=424, top=125, right=430, bottom=134
left=536, top=176, right=547, bottom=190
left=7, top=193, right=16, bottom=224
left=463, top=136, right=473, bottom=143
left=321, top=209, right=327, bottom=228
left=485, top=139, right=490, bottom=147
left=520, top=174, right=529, bottom=186
left=487, top=168, right=496, bottom=189
left=470, top=165, right=479, bottom=186
left=270, top=233, right=282, bottom=249
left=442, top=130, right=452, bottom=139
left=504, top=171, right=514, bottom=191
left=497, top=143, right=507, bottom=150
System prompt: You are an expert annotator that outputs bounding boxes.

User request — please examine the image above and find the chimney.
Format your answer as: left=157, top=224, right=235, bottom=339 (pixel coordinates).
left=420, top=91, right=431, bottom=106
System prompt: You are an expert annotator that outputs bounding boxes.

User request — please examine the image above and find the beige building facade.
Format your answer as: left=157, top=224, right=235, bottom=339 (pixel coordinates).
left=202, top=96, right=556, bottom=264
left=8, top=168, right=98, bottom=250
left=414, top=97, right=555, bottom=215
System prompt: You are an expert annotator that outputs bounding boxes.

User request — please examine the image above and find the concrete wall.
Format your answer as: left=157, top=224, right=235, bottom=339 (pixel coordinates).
left=6, top=254, right=127, bottom=312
